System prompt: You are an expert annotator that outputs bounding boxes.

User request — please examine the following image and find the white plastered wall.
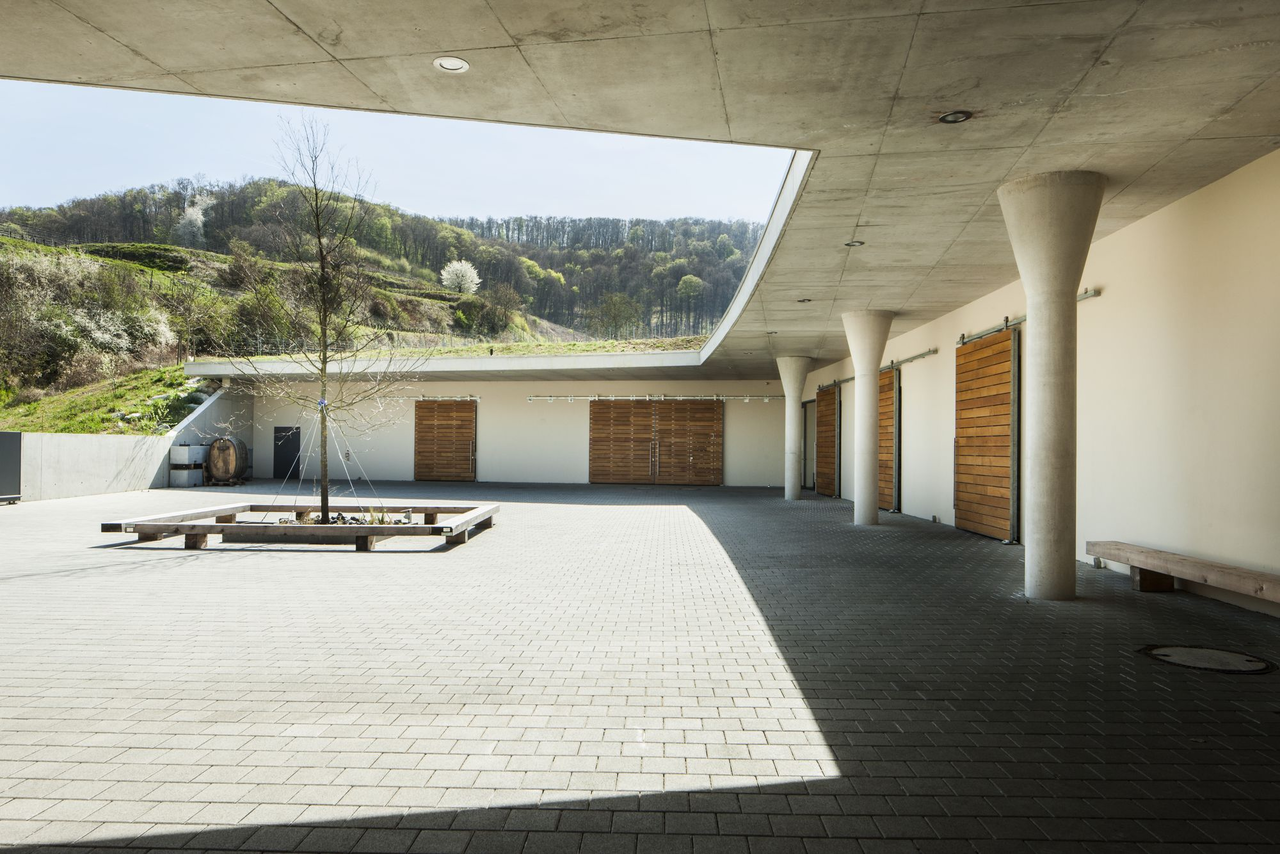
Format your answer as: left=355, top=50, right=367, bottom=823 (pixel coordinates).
left=802, top=148, right=1280, bottom=614
left=248, top=380, right=784, bottom=487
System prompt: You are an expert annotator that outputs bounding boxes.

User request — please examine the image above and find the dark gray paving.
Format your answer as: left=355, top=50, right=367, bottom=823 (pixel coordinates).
left=0, top=483, right=1277, bottom=853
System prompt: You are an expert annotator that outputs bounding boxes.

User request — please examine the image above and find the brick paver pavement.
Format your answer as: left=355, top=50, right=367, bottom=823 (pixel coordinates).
left=0, top=483, right=1277, bottom=853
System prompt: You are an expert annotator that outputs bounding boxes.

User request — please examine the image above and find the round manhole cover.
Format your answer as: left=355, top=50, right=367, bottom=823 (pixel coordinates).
left=1141, top=645, right=1275, bottom=674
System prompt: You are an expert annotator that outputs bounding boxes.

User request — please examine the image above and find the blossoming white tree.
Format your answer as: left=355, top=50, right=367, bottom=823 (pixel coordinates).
left=441, top=259, right=481, bottom=294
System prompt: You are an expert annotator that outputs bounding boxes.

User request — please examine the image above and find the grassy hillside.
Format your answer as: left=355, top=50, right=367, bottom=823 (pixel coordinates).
left=2, top=179, right=764, bottom=337
left=0, top=235, right=563, bottom=387
left=0, top=215, right=728, bottom=434
left=0, top=366, right=211, bottom=435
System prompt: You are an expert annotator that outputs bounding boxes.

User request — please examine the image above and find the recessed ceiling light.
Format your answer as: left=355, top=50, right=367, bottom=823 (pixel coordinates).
left=742, top=351, right=754, bottom=355
left=938, top=110, right=973, bottom=124
left=767, top=331, right=778, bottom=335
left=797, top=298, right=812, bottom=303
left=433, top=56, right=470, bottom=73
left=844, top=240, right=865, bottom=247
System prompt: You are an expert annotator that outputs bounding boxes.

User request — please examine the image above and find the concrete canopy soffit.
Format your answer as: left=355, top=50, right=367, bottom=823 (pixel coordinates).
left=4, top=0, right=1280, bottom=376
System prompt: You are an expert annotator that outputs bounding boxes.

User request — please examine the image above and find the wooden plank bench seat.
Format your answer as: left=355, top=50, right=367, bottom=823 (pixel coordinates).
left=101, top=503, right=252, bottom=533
left=103, top=501, right=499, bottom=550
left=1086, top=540, right=1279, bottom=603
left=102, top=501, right=488, bottom=533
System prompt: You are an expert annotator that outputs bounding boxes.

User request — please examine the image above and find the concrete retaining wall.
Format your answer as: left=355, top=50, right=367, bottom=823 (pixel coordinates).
left=19, top=432, right=172, bottom=501
left=14, top=385, right=256, bottom=501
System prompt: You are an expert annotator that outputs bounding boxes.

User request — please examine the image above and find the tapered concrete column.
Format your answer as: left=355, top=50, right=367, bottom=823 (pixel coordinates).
left=776, top=356, right=811, bottom=500
left=841, top=310, right=894, bottom=525
left=997, top=171, right=1106, bottom=601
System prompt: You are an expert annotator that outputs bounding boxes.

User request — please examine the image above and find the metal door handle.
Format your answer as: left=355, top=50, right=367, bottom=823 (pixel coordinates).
left=470, top=440, right=475, bottom=474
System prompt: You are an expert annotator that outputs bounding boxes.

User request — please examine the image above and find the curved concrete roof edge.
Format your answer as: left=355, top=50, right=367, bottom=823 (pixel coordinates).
left=695, top=149, right=812, bottom=364
left=189, top=149, right=811, bottom=382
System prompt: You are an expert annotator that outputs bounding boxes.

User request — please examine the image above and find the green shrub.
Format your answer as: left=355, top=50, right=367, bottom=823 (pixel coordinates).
left=452, top=294, right=509, bottom=336
left=77, top=243, right=191, bottom=272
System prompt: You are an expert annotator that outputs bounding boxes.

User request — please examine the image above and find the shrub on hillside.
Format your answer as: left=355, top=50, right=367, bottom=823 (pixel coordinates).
left=453, top=294, right=509, bottom=337
left=216, top=239, right=267, bottom=291
left=54, top=350, right=114, bottom=390
left=77, top=243, right=191, bottom=272
left=8, top=387, right=45, bottom=406
left=1, top=247, right=175, bottom=388
left=233, top=280, right=294, bottom=343
left=368, top=294, right=398, bottom=325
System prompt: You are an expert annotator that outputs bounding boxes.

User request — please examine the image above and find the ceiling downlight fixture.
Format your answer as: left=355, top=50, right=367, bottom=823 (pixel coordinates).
left=433, top=56, right=470, bottom=73
left=797, top=298, right=812, bottom=303
left=845, top=240, right=864, bottom=247
left=938, top=110, right=973, bottom=124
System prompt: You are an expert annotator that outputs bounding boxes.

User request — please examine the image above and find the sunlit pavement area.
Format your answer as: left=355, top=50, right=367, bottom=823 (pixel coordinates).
left=1, top=483, right=1279, bottom=854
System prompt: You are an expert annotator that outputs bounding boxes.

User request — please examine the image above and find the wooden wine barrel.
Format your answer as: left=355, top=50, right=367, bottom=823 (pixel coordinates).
left=207, top=437, right=248, bottom=483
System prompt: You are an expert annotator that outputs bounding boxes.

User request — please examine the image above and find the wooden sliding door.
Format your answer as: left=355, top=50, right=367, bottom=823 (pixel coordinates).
left=655, top=400, right=723, bottom=486
left=414, top=399, right=476, bottom=482
left=589, top=399, right=723, bottom=486
left=814, top=384, right=839, bottom=497
left=878, top=368, right=899, bottom=512
left=954, top=329, right=1019, bottom=540
left=589, top=400, right=655, bottom=484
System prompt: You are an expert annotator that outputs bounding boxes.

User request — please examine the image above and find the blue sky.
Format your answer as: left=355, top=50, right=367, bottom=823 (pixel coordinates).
left=0, top=79, right=791, bottom=222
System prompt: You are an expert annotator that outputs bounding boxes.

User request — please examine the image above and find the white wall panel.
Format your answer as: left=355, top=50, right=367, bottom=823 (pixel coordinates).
left=248, top=380, right=784, bottom=488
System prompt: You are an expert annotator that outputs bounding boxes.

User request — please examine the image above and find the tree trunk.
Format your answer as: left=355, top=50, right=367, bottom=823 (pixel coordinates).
left=319, top=367, right=330, bottom=524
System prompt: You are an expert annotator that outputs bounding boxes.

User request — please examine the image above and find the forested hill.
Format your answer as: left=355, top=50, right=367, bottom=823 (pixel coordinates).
left=1, top=179, right=764, bottom=337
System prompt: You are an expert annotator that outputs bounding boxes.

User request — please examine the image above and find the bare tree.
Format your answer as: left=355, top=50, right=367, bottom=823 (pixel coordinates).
left=223, top=117, right=426, bottom=522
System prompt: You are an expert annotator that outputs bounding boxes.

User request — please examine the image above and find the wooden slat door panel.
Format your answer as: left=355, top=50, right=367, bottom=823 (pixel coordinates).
left=414, top=400, right=476, bottom=482
left=589, top=400, right=655, bottom=484
left=954, top=329, right=1018, bottom=540
left=655, top=400, right=690, bottom=485
left=655, top=400, right=723, bottom=486
left=589, top=400, right=724, bottom=486
left=814, top=385, right=839, bottom=496
left=878, top=369, right=897, bottom=511
left=802, top=400, right=816, bottom=489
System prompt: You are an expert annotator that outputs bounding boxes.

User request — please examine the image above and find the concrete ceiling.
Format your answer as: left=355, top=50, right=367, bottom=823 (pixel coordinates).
left=4, top=0, right=1280, bottom=379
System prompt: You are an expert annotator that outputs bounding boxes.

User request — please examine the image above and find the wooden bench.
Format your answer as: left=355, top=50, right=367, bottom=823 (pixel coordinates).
left=103, top=501, right=499, bottom=551
left=1086, top=541, right=1279, bottom=603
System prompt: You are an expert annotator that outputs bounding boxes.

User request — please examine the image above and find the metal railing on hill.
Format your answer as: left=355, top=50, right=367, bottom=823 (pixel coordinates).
left=0, top=222, right=73, bottom=248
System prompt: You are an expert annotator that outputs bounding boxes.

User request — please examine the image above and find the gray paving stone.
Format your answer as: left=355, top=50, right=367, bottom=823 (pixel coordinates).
left=521, top=831, right=581, bottom=853
left=410, top=829, right=470, bottom=853
left=353, top=828, right=420, bottom=853
left=0, top=483, right=1277, bottom=854
left=294, top=826, right=366, bottom=852
left=238, top=825, right=313, bottom=852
